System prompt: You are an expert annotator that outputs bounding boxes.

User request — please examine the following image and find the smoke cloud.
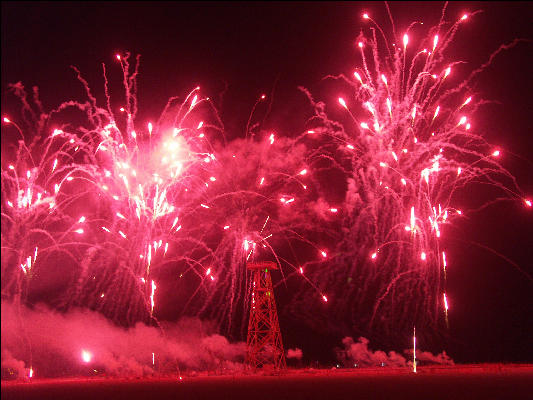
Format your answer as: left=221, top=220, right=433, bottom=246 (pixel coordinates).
left=286, top=348, right=303, bottom=360
left=338, top=337, right=453, bottom=367
left=1, top=301, right=246, bottom=379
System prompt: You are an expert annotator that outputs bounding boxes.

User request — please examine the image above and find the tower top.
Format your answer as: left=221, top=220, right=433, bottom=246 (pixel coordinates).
left=246, top=261, right=278, bottom=270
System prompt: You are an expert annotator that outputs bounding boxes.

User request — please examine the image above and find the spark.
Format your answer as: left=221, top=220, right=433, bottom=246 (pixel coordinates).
left=433, top=105, right=440, bottom=121
left=81, top=350, right=92, bottom=363
left=338, top=97, right=347, bottom=109
left=150, top=280, right=156, bottom=314
left=461, top=96, right=472, bottom=108
left=413, top=327, right=417, bottom=373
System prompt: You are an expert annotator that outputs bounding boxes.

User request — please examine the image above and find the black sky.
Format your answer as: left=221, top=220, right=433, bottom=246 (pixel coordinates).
left=2, top=2, right=533, bottom=364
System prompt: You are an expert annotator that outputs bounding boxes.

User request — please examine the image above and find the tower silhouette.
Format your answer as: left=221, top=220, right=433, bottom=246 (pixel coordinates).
left=245, top=261, right=286, bottom=370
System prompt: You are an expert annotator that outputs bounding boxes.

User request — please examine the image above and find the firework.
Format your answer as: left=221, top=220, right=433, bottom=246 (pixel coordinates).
left=2, top=53, right=327, bottom=335
left=2, top=5, right=530, bottom=378
left=290, top=7, right=529, bottom=341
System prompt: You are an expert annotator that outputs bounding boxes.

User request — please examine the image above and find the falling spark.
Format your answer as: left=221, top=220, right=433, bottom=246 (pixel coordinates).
left=433, top=105, right=440, bottom=121
left=354, top=71, right=363, bottom=84
left=338, top=97, right=347, bottom=109
left=150, top=280, right=156, bottom=314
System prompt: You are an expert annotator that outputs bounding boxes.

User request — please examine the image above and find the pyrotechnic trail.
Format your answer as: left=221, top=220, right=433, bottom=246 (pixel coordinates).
left=290, top=6, right=531, bottom=342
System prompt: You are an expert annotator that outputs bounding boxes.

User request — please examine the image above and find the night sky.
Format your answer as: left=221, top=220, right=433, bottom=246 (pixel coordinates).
left=2, top=1, right=532, bottom=365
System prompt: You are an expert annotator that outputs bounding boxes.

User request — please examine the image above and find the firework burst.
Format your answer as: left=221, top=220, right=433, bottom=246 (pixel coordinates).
left=290, top=7, right=529, bottom=340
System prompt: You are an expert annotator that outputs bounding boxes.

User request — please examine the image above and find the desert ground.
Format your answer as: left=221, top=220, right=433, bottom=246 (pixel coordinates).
left=2, top=364, right=532, bottom=400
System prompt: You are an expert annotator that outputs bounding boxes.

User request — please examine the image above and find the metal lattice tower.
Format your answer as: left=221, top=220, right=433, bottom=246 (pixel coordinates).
left=245, top=261, right=286, bottom=370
